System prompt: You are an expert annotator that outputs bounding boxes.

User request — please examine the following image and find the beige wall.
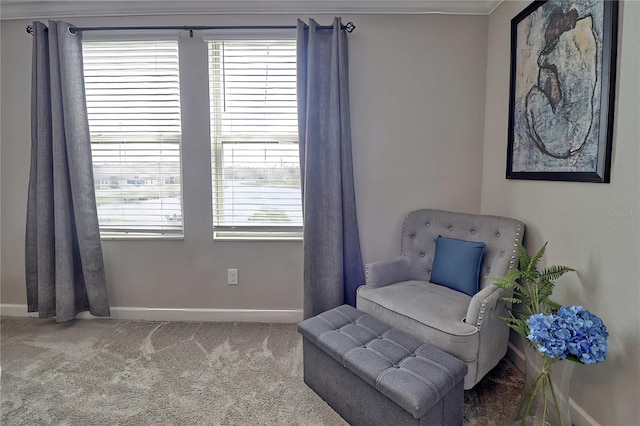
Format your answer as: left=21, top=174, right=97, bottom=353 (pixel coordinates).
left=349, top=15, right=488, bottom=263
left=0, top=14, right=488, bottom=308
left=481, top=1, right=640, bottom=425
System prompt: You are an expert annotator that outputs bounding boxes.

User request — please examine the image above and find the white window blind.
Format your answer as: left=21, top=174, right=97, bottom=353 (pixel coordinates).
left=208, top=39, right=302, bottom=236
left=82, top=40, right=183, bottom=236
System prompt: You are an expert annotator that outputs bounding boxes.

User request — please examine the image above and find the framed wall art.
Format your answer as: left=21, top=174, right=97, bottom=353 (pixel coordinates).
left=507, top=0, right=619, bottom=182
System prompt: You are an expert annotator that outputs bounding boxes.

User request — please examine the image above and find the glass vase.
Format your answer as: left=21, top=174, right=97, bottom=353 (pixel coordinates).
left=510, top=342, right=575, bottom=426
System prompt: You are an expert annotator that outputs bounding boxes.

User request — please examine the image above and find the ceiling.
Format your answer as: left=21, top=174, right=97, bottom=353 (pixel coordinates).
left=0, top=0, right=504, bottom=20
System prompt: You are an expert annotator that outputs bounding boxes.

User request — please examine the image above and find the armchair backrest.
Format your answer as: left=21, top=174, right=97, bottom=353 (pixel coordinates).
left=400, top=209, right=525, bottom=290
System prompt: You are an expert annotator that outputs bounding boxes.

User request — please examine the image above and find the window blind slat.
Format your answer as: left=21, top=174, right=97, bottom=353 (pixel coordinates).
left=83, top=40, right=183, bottom=236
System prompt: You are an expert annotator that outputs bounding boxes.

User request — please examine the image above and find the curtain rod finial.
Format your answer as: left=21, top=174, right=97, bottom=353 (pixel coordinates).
left=345, top=22, right=355, bottom=33
left=26, top=24, right=34, bottom=35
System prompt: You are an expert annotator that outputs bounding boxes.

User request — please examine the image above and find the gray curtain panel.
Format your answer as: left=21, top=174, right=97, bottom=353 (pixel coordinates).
left=25, top=21, right=110, bottom=323
left=297, top=17, right=365, bottom=319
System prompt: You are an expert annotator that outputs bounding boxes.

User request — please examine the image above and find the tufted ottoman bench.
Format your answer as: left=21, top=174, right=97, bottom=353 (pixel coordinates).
left=298, top=305, right=467, bottom=426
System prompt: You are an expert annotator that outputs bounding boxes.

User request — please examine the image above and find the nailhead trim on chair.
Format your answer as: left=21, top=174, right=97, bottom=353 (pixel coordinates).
left=365, top=263, right=371, bottom=286
left=475, top=288, right=503, bottom=329
left=476, top=224, right=522, bottom=328
left=400, top=211, right=412, bottom=254
left=508, top=225, right=522, bottom=269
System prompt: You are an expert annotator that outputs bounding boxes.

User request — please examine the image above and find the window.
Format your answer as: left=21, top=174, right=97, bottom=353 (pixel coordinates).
left=82, top=36, right=302, bottom=240
left=208, top=39, right=302, bottom=238
left=82, top=40, right=183, bottom=237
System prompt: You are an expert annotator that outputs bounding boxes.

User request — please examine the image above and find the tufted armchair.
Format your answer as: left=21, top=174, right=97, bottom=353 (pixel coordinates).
left=356, top=209, right=525, bottom=389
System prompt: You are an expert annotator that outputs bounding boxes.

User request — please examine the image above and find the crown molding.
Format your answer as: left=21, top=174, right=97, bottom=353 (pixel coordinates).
left=0, top=1, right=504, bottom=20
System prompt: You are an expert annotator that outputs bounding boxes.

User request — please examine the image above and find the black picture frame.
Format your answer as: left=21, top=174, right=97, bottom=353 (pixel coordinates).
left=506, top=0, right=618, bottom=183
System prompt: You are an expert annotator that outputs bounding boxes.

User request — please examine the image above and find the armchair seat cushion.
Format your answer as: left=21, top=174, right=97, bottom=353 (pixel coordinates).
left=357, top=280, right=479, bottom=364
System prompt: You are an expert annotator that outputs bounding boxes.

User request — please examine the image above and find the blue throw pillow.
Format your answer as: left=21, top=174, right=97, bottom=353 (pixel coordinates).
left=430, top=236, right=486, bottom=296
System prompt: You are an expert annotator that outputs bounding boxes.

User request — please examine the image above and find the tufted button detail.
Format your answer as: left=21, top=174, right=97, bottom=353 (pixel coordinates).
left=393, top=365, right=400, bottom=369
left=496, top=232, right=501, bottom=238
left=500, top=251, right=505, bottom=257
left=486, top=267, right=491, bottom=272
left=425, top=222, right=430, bottom=227
left=449, top=226, right=454, bottom=231
left=411, top=353, right=417, bottom=357
left=420, top=253, right=426, bottom=257
left=427, top=269, right=431, bottom=274
left=411, top=234, right=416, bottom=239
left=471, top=229, right=476, bottom=234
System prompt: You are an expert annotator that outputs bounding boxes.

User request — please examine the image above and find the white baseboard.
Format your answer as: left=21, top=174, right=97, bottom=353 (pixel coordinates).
left=0, top=304, right=39, bottom=318
left=0, top=303, right=303, bottom=323
left=506, top=341, right=526, bottom=371
left=506, top=342, right=602, bottom=426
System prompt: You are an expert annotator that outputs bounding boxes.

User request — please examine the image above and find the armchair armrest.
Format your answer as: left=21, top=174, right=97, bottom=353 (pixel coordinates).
left=365, top=256, right=412, bottom=288
left=465, top=284, right=504, bottom=329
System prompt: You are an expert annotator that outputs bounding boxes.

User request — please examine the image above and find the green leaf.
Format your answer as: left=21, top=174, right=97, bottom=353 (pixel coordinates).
left=512, top=281, right=526, bottom=294
left=540, top=265, right=575, bottom=281
left=527, top=242, right=547, bottom=274
left=489, top=269, right=521, bottom=290
left=493, top=242, right=575, bottom=336
left=500, top=297, right=522, bottom=304
left=546, top=299, right=561, bottom=313
left=516, top=243, right=531, bottom=272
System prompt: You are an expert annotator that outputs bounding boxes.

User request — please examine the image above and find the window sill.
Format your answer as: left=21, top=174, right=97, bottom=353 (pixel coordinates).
left=100, top=234, right=184, bottom=241
left=213, top=231, right=302, bottom=241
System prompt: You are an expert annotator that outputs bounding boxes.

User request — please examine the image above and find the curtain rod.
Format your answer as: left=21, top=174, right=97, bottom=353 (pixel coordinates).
left=25, top=22, right=355, bottom=36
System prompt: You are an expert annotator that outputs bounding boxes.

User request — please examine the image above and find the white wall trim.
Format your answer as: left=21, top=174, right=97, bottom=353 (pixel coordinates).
left=0, top=304, right=40, bottom=318
left=1, top=0, right=504, bottom=21
left=506, top=341, right=526, bottom=371
left=0, top=303, right=303, bottom=323
left=506, top=342, right=602, bottom=426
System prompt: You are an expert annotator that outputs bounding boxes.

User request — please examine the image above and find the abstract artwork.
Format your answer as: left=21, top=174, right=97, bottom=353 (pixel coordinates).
left=507, top=0, right=618, bottom=182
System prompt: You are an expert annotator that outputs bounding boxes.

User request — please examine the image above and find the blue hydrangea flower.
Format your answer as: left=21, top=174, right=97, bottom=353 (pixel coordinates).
left=527, top=313, right=570, bottom=359
left=558, top=306, right=609, bottom=364
left=526, top=306, right=608, bottom=364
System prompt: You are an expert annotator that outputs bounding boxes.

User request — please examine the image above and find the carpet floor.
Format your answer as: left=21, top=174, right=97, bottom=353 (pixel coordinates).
left=0, top=317, right=522, bottom=425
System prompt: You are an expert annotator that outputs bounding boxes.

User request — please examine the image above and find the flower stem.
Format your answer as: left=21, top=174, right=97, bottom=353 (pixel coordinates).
left=542, top=374, right=548, bottom=426
left=518, top=371, right=546, bottom=426
left=516, top=355, right=568, bottom=426
left=548, top=367, right=565, bottom=426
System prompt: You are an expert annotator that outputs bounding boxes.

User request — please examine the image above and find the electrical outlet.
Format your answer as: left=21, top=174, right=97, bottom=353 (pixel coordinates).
left=227, top=269, right=238, bottom=285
